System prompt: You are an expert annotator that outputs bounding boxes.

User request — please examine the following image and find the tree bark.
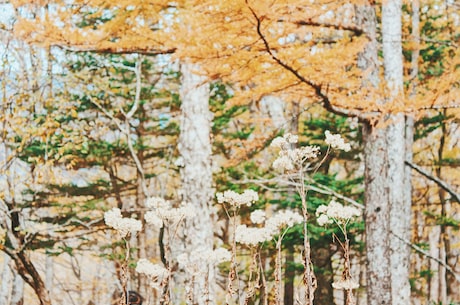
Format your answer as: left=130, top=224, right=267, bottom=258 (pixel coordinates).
left=7, top=250, right=52, bottom=305
left=177, top=62, right=215, bottom=305
left=11, top=267, right=24, bottom=305
left=382, top=1, right=412, bottom=304
left=0, top=254, right=12, bottom=305
left=356, top=3, right=392, bottom=305
left=363, top=124, right=392, bottom=305
left=357, top=1, right=411, bottom=304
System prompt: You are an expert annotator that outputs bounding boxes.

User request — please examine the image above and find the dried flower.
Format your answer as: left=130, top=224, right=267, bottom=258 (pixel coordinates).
left=271, top=134, right=320, bottom=172
left=325, top=130, right=351, bottom=152
left=250, top=210, right=266, bottom=224
left=315, top=200, right=362, bottom=226
left=216, top=189, right=259, bottom=207
left=135, top=259, right=168, bottom=279
left=208, top=247, right=231, bottom=264
left=145, top=211, right=163, bottom=228
left=265, top=210, right=303, bottom=233
left=235, top=225, right=272, bottom=246
left=332, top=278, right=360, bottom=290
left=271, top=133, right=298, bottom=150
left=317, top=214, right=333, bottom=226
left=104, top=208, right=142, bottom=237
left=145, top=197, right=195, bottom=223
left=136, top=259, right=168, bottom=290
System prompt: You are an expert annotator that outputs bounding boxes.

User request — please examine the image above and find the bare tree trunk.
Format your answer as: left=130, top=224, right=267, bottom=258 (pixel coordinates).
left=45, top=254, right=53, bottom=302
left=408, top=2, right=419, bottom=303
left=176, top=62, right=215, bottom=305
left=0, top=254, right=12, bottom=305
left=356, top=3, right=392, bottom=305
left=11, top=268, right=24, bottom=305
left=358, top=1, right=411, bottom=304
left=428, top=226, right=441, bottom=302
left=436, top=112, right=448, bottom=304
left=383, top=1, right=412, bottom=305
left=7, top=250, right=52, bottom=305
left=363, top=124, right=392, bottom=305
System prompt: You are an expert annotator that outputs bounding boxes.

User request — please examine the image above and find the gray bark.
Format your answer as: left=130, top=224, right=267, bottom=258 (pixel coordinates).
left=358, top=1, right=411, bottom=304
left=356, top=4, right=392, bottom=305
left=177, top=62, right=215, bottom=305
left=11, top=267, right=24, bottom=305
left=363, top=124, right=392, bottom=305
left=0, top=254, right=12, bottom=305
left=383, top=1, right=411, bottom=304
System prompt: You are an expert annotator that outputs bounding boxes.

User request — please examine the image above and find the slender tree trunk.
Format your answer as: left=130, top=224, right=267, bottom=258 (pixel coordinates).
left=177, top=62, right=215, bottom=305
left=45, top=254, right=53, bottom=301
left=363, top=124, right=392, bottom=305
left=0, top=254, right=12, bottom=305
left=356, top=3, right=392, bottom=305
left=11, top=269, right=24, bottom=305
left=8, top=251, right=52, bottom=305
left=382, top=1, right=412, bottom=304
left=408, top=2, right=419, bottom=303
left=358, top=1, right=411, bottom=304
left=436, top=112, right=448, bottom=304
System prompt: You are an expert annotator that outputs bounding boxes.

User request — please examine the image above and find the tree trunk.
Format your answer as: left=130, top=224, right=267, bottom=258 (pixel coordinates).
left=11, top=268, right=24, bottom=305
left=382, top=1, right=412, bottom=304
left=363, top=124, right=392, bottom=305
left=358, top=1, right=410, bottom=304
left=0, top=254, right=12, bottom=305
left=8, top=251, right=52, bottom=305
left=177, top=62, right=215, bottom=305
left=356, top=3, right=392, bottom=305
left=436, top=112, right=448, bottom=304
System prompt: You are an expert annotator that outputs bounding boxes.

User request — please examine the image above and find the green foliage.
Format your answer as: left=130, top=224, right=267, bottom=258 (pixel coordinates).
left=424, top=211, right=460, bottom=229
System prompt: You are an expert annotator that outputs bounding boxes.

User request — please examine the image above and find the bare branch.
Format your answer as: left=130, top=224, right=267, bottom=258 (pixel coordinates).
left=391, top=231, right=460, bottom=282
left=290, top=19, right=364, bottom=36
left=405, top=161, right=460, bottom=203
left=54, top=44, right=176, bottom=56
left=232, top=175, right=363, bottom=209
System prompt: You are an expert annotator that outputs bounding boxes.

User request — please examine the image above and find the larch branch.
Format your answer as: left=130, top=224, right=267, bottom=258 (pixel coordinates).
left=290, top=19, right=364, bottom=36
left=54, top=44, right=176, bottom=56
left=245, top=1, right=365, bottom=119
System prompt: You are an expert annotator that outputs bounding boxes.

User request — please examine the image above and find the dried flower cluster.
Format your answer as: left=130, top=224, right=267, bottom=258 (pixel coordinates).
left=324, top=130, right=351, bottom=152
left=135, top=258, right=169, bottom=289
left=144, top=196, right=195, bottom=226
left=235, top=209, right=303, bottom=246
left=316, top=200, right=362, bottom=226
left=235, top=225, right=273, bottom=246
left=177, top=247, right=231, bottom=272
left=104, top=207, right=142, bottom=237
left=271, top=133, right=320, bottom=172
left=332, top=278, right=360, bottom=290
left=250, top=209, right=266, bottom=224
left=216, top=189, right=259, bottom=207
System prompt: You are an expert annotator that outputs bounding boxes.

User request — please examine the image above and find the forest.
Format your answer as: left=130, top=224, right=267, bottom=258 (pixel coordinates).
left=0, top=0, right=459, bottom=305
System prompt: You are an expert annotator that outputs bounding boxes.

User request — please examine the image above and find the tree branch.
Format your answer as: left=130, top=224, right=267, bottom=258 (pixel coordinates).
left=391, top=231, right=460, bottom=282
left=405, top=161, right=460, bottom=203
left=233, top=175, right=363, bottom=209
left=245, top=1, right=370, bottom=120
left=54, top=44, right=176, bottom=56
left=290, top=19, right=364, bottom=36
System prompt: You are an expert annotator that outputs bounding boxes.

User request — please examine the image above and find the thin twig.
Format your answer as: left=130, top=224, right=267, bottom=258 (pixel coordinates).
left=233, top=176, right=363, bottom=209
left=391, top=231, right=460, bottom=282
left=405, top=161, right=460, bottom=203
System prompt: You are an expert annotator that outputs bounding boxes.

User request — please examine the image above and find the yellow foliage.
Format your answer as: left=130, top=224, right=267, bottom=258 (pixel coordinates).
left=7, top=0, right=460, bottom=119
